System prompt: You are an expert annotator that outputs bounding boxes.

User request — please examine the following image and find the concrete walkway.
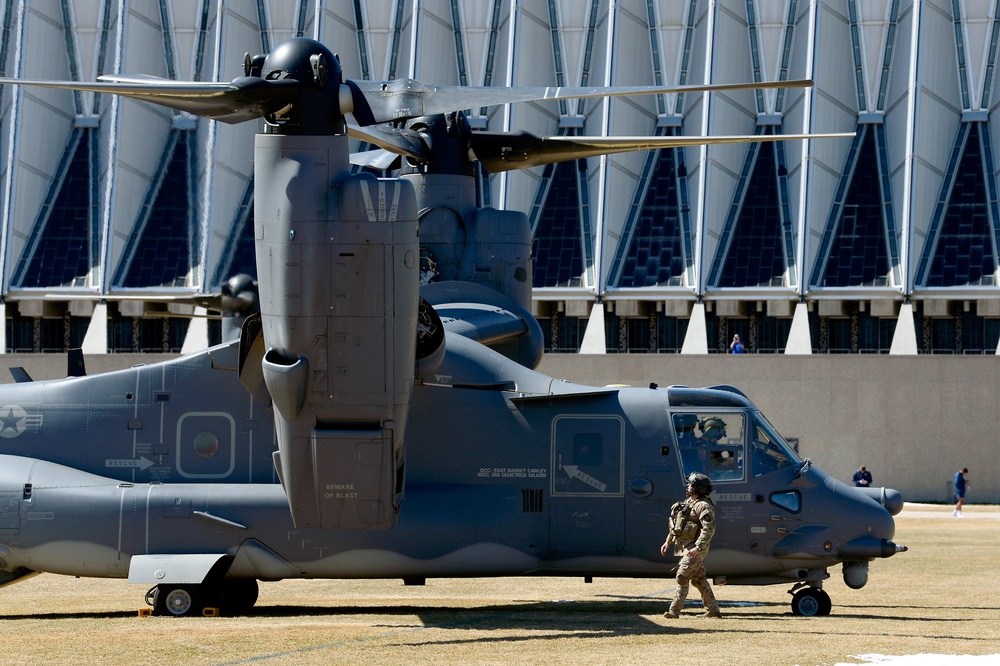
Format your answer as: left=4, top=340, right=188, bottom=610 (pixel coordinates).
left=897, top=503, right=1000, bottom=519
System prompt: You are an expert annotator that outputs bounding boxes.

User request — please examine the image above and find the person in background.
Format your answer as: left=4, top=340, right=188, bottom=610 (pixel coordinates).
left=952, top=468, right=969, bottom=517
left=852, top=465, right=872, bottom=488
left=730, top=334, right=744, bottom=354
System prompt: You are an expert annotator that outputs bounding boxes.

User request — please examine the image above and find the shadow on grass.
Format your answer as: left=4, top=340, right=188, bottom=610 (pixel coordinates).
left=0, top=610, right=136, bottom=621
left=3, top=596, right=987, bottom=629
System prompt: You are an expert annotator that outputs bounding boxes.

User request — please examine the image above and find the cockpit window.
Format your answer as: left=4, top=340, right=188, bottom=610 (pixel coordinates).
left=672, top=412, right=745, bottom=482
left=750, top=413, right=799, bottom=477
left=770, top=490, right=801, bottom=513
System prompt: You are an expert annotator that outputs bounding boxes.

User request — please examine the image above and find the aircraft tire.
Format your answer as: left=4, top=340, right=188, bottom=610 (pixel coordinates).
left=206, top=579, right=260, bottom=615
left=153, top=584, right=202, bottom=617
left=791, top=588, right=832, bottom=616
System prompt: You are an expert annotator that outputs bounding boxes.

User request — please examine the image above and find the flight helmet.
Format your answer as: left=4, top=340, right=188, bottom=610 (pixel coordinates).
left=674, top=413, right=698, bottom=432
left=700, top=417, right=727, bottom=442
left=687, top=472, right=713, bottom=496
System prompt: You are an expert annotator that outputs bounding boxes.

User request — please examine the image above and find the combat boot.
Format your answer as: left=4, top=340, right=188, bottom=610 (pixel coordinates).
left=664, top=599, right=684, bottom=619
left=698, top=609, right=722, bottom=618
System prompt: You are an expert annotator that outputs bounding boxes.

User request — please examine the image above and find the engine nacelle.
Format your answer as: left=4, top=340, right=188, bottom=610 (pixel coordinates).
left=256, top=134, right=418, bottom=530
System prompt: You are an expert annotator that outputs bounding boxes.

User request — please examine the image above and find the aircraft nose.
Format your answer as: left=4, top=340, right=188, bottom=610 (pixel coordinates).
left=839, top=483, right=906, bottom=559
left=820, top=473, right=905, bottom=554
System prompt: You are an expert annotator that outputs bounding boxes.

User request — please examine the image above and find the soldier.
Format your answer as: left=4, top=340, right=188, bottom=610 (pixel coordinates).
left=660, top=472, right=721, bottom=619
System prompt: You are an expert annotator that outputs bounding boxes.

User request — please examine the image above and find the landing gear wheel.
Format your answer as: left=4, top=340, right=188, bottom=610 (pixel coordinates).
left=791, top=587, right=832, bottom=616
left=205, top=579, right=260, bottom=615
left=153, top=584, right=202, bottom=617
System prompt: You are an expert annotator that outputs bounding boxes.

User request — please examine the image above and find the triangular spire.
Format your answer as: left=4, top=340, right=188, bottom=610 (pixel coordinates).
left=853, top=0, right=896, bottom=111
left=954, top=0, right=999, bottom=109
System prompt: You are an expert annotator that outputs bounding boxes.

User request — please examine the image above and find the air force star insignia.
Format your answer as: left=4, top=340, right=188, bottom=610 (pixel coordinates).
left=0, top=405, right=28, bottom=438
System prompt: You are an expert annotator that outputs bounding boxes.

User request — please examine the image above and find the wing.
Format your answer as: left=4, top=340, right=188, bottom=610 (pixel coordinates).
left=421, top=282, right=544, bottom=370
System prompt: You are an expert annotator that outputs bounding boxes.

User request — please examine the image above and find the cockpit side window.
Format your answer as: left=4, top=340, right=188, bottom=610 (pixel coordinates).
left=770, top=490, right=801, bottom=513
left=672, top=412, right=745, bottom=483
left=750, top=413, right=799, bottom=477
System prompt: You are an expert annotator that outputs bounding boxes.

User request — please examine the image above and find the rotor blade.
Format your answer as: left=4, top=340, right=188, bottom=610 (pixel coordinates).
left=471, top=131, right=856, bottom=173
left=350, top=148, right=402, bottom=170
left=349, top=78, right=814, bottom=125
left=0, top=76, right=300, bottom=123
left=347, top=123, right=430, bottom=162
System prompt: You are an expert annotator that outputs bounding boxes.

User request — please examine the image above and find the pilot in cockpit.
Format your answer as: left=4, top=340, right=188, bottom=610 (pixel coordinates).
left=698, top=417, right=727, bottom=445
left=699, top=417, right=743, bottom=481
left=675, top=414, right=700, bottom=446
left=674, top=413, right=704, bottom=473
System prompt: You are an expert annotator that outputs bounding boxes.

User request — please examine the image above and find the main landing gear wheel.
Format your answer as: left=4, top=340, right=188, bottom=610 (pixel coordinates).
left=152, top=584, right=202, bottom=617
left=206, top=579, right=259, bottom=615
left=791, top=587, right=832, bottom=616
left=146, top=580, right=259, bottom=616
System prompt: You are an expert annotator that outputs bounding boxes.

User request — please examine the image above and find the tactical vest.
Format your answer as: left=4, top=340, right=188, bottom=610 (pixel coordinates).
left=670, top=497, right=713, bottom=542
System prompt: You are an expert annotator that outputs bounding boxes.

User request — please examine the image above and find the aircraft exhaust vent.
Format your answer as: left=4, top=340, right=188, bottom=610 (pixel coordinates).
left=522, top=488, right=544, bottom=513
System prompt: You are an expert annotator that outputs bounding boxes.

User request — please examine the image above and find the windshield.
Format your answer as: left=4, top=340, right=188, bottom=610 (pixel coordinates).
left=750, top=412, right=800, bottom=477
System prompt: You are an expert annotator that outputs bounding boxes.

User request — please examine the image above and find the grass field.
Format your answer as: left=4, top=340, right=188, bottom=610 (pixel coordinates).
left=2, top=505, right=998, bottom=665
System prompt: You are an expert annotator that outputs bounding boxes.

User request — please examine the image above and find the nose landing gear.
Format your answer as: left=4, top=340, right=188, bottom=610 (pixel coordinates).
left=789, top=583, right=832, bottom=616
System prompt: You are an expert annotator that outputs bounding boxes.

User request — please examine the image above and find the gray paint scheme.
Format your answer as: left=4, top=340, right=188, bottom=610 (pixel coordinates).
left=0, top=332, right=904, bottom=616
left=0, top=37, right=903, bottom=617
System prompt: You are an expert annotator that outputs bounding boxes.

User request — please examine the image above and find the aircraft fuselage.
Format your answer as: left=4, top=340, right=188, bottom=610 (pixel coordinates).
left=0, top=335, right=901, bottom=597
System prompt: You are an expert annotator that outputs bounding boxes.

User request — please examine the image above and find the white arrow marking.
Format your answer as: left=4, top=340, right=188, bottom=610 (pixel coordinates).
left=105, top=456, right=154, bottom=470
left=561, top=465, right=607, bottom=492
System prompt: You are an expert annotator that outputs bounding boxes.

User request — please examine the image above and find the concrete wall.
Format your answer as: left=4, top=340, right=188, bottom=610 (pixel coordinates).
left=2, top=352, right=995, bottom=504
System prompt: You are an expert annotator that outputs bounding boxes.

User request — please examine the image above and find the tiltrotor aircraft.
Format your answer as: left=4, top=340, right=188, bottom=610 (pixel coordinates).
left=0, top=38, right=902, bottom=618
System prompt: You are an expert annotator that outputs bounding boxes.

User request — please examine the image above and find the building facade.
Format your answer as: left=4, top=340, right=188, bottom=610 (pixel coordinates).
left=0, top=0, right=997, bottom=354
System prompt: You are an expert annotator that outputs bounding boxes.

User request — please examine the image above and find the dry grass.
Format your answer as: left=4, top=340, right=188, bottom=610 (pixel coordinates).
left=2, top=507, right=999, bottom=666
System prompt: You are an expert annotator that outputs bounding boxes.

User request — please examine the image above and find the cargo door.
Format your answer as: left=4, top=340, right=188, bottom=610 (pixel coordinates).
left=549, top=415, right=624, bottom=554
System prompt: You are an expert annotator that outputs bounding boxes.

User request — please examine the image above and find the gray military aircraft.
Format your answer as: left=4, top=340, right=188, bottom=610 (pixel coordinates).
left=0, top=37, right=901, bottom=618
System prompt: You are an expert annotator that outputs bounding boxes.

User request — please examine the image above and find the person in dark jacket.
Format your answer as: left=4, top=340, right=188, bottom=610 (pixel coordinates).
left=852, top=465, right=872, bottom=487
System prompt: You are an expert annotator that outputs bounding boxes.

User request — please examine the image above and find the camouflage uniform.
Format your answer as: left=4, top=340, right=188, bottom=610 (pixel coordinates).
left=665, top=495, right=720, bottom=618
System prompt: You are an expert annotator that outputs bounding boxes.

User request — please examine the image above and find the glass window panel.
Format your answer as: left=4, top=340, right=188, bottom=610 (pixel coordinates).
left=750, top=413, right=798, bottom=477
left=928, top=125, right=997, bottom=287
left=718, top=144, right=786, bottom=287
left=620, top=148, right=685, bottom=287
left=532, top=160, right=584, bottom=287
left=770, top=490, right=801, bottom=513
left=823, top=130, right=891, bottom=286
left=122, top=134, right=192, bottom=288
left=672, top=412, right=745, bottom=482
left=22, top=132, right=93, bottom=288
